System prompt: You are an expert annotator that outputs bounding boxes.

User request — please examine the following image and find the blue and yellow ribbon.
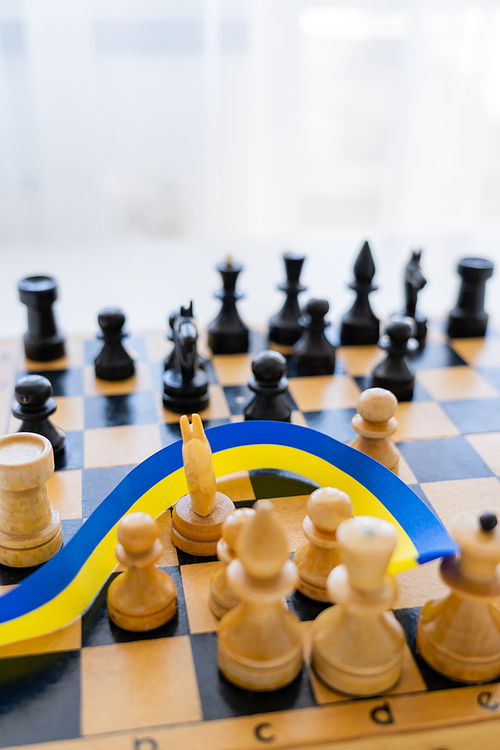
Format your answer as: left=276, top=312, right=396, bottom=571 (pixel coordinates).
left=0, top=421, right=455, bottom=644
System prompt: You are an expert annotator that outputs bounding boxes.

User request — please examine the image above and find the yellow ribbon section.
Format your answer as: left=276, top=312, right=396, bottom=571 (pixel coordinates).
left=0, top=444, right=416, bottom=646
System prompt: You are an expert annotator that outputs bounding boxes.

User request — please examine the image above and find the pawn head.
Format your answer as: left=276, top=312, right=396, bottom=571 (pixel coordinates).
left=15, top=374, right=52, bottom=406
left=336, top=516, right=397, bottom=592
left=305, top=299, right=329, bottom=319
left=385, top=316, right=415, bottom=343
left=118, top=512, right=159, bottom=554
left=307, top=487, right=352, bottom=533
left=357, top=388, right=397, bottom=424
left=222, top=507, right=256, bottom=550
left=252, top=350, right=287, bottom=383
left=98, top=308, right=125, bottom=332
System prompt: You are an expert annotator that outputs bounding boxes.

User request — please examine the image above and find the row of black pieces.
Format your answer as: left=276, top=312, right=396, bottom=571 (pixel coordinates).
left=7, top=315, right=418, bottom=461
left=17, top=251, right=494, bottom=367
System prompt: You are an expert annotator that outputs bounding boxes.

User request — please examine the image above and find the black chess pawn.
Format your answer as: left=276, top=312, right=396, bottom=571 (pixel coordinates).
left=340, top=242, right=380, bottom=346
left=95, top=309, right=135, bottom=381
left=18, top=275, right=65, bottom=362
left=12, top=375, right=65, bottom=454
left=294, top=299, right=336, bottom=376
left=208, top=257, right=249, bottom=354
left=448, top=258, right=494, bottom=338
left=163, top=303, right=209, bottom=413
left=243, top=350, right=291, bottom=422
left=269, top=253, right=307, bottom=346
left=402, top=250, right=427, bottom=347
left=371, top=317, right=417, bottom=402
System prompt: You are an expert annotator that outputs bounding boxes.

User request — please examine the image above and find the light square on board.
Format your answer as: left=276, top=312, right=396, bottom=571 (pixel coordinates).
left=466, top=432, right=500, bottom=475
left=8, top=395, right=84, bottom=435
left=46, top=469, right=82, bottom=520
left=84, top=424, right=162, bottom=468
left=271, top=494, right=310, bottom=552
left=415, top=366, right=498, bottom=401
left=288, top=375, right=360, bottom=412
left=144, top=330, right=169, bottom=363
left=395, top=559, right=448, bottom=609
left=181, top=561, right=220, bottom=634
left=0, top=617, right=82, bottom=658
left=450, top=337, right=500, bottom=367
left=155, top=510, right=180, bottom=567
left=211, top=353, right=253, bottom=386
left=337, top=345, right=385, bottom=377
left=216, top=471, right=255, bottom=502
left=393, top=401, right=460, bottom=441
left=420, top=476, right=500, bottom=529
left=81, top=637, right=202, bottom=735
left=83, top=362, right=152, bottom=396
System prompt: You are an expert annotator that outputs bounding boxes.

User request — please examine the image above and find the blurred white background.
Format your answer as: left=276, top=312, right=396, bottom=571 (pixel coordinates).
left=1, top=0, right=500, bottom=337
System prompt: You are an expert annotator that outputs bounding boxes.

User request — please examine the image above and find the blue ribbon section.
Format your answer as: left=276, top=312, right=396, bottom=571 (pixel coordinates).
left=0, top=421, right=456, bottom=624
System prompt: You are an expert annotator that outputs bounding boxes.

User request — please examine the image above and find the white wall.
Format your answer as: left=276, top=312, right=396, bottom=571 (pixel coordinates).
left=1, top=0, right=500, bottom=336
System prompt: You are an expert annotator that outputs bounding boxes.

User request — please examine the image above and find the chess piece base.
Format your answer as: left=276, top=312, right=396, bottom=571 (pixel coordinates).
left=218, top=636, right=303, bottom=691
left=171, top=492, right=235, bottom=556
left=311, top=607, right=404, bottom=696
left=208, top=331, right=249, bottom=355
left=416, top=555, right=500, bottom=682
left=108, top=570, right=178, bottom=632
left=0, top=508, right=62, bottom=567
left=209, top=566, right=239, bottom=618
left=447, top=311, right=489, bottom=339
left=340, top=321, right=379, bottom=347
left=294, top=541, right=340, bottom=603
left=163, top=370, right=210, bottom=414
left=312, top=639, right=403, bottom=697
left=23, top=334, right=65, bottom=363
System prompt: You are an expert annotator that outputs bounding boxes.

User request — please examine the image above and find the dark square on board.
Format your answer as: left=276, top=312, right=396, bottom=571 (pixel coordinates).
left=440, top=399, right=500, bottom=435
left=84, top=391, right=157, bottom=429
left=82, top=567, right=188, bottom=648
left=189, top=631, right=316, bottom=722
left=0, top=650, right=80, bottom=747
left=396, top=436, right=494, bottom=483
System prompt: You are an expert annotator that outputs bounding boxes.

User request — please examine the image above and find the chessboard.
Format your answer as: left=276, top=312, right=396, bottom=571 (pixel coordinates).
left=2, top=322, right=500, bottom=750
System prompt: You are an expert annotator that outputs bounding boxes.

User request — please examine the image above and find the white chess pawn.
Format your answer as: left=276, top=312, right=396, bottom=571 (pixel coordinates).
left=108, top=512, right=178, bottom=631
left=209, top=507, right=256, bottom=618
left=0, top=432, right=62, bottom=566
left=350, top=388, right=399, bottom=474
left=294, top=487, right=352, bottom=602
left=311, top=516, right=405, bottom=696
left=417, top=511, right=500, bottom=682
left=218, top=500, right=303, bottom=691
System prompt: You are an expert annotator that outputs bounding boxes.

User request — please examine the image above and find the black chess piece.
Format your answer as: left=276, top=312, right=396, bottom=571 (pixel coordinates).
left=402, top=250, right=427, bottom=347
left=371, top=317, right=418, bottom=402
left=208, top=257, right=249, bottom=354
left=95, top=309, right=135, bottom=381
left=12, top=375, right=65, bottom=454
left=448, top=258, right=494, bottom=338
left=269, top=253, right=307, bottom=346
left=243, top=350, right=291, bottom=422
left=164, top=308, right=207, bottom=372
left=163, top=303, right=209, bottom=413
left=340, top=242, right=380, bottom=346
left=164, top=311, right=179, bottom=372
left=18, top=276, right=65, bottom=362
left=294, top=299, right=336, bottom=376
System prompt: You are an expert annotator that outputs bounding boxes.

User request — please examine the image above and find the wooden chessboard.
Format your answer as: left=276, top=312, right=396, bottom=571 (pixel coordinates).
left=2, top=323, right=500, bottom=750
